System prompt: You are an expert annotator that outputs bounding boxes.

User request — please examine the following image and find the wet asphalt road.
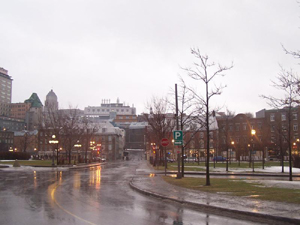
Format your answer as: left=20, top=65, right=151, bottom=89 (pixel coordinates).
left=0, top=160, right=268, bottom=225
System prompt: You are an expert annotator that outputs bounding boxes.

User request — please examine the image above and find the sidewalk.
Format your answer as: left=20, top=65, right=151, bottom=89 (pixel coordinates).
left=130, top=161, right=300, bottom=224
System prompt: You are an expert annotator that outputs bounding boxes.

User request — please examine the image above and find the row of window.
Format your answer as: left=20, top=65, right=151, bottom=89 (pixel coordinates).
left=0, top=139, right=13, bottom=144
left=270, top=113, right=298, bottom=121
left=118, top=116, right=136, bottom=119
left=39, top=144, right=114, bottom=151
left=87, top=108, right=130, bottom=113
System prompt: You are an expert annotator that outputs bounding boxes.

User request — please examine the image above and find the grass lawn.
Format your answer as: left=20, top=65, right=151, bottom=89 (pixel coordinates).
left=159, top=161, right=290, bottom=171
left=0, top=160, right=53, bottom=166
left=162, top=176, right=300, bottom=204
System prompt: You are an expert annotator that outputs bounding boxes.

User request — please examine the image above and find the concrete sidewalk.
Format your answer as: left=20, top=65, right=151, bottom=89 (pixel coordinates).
left=130, top=161, right=300, bottom=224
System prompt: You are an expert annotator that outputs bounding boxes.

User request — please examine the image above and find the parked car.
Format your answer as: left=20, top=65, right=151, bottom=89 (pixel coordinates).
left=94, top=157, right=106, bottom=162
left=167, top=157, right=175, bottom=163
left=213, top=156, right=226, bottom=162
left=184, top=157, right=196, bottom=162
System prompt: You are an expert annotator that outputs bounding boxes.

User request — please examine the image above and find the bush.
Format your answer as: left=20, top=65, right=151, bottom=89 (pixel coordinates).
left=0, top=152, right=31, bottom=160
left=293, top=155, right=300, bottom=168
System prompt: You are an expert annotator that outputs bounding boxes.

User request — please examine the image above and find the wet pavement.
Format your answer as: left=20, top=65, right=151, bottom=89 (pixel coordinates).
left=130, top=162, right=300, bottom=224
left=0, top=160, right=299, bottom=224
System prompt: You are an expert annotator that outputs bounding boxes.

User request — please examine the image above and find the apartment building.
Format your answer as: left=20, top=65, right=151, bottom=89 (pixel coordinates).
left=10, top=102, right=31, bottom=119
left=0, top=68, right=12, bottom=116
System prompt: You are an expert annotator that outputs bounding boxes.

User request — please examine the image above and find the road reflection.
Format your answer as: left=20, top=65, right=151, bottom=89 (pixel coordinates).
left=89, top=166, right=101, bottom=189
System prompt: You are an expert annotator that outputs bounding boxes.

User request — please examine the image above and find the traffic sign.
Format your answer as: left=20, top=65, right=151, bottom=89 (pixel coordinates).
left=173, top=130, right=183, bottom=145
left=161, top=138, right=169, bottom=147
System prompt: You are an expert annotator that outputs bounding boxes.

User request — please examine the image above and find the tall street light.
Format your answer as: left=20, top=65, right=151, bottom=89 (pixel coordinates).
left=251, top=129, right=256, bottom=172
left=74, top=140, right=82, bottom=164
left=49, top=135, right=59, bottom=167
left=231, top=141, right=234, bottom=165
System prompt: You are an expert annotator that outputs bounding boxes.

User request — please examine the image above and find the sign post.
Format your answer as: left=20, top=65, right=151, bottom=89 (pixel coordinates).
left=173, top=131, right=183, bottom=145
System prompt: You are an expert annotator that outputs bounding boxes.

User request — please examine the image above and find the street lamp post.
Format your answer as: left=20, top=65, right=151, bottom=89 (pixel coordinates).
left=251, top=129, right=256, bottom=172
left=74, top=140, right=82, bottom=164
left=49, top=135, right=59, bottom=167
left=231, top=141, right=234, bottom=165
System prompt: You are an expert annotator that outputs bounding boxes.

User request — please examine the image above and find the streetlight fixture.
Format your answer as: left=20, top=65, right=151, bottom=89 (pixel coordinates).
left=251, top=129, right=256, bottom=172
left=49, top=135, right=59, bottom=166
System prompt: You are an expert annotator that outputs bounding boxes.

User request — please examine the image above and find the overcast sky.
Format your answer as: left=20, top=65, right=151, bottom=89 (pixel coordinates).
left=1, top=0, right=299, bottom=115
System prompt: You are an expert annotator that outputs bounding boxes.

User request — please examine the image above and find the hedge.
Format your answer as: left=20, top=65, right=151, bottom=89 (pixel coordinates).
left=0, top=152, right=31, bottom=160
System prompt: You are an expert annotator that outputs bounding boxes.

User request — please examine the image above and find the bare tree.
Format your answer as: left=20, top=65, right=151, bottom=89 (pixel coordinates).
left=183, top=48, right=233, bottom=186
left=38, top=105, right=84, bottom=165
left=261, top=67, right=300, bottom=181
left=217, top=110, right=235, bottom=171
left=60, top=108, right=84, bottom=164
left=144, top=97, right=175, bottom=166
left=15, top=130, right=37, bottom=153
left=80, top=117, right=99, bottom=163
left=283, top=45, right=300, bottom=62
left=169, top=78, right=200, bottom=176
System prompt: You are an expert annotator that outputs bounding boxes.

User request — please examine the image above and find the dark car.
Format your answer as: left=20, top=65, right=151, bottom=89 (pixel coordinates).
left=213, top=156, right=226, bottom=162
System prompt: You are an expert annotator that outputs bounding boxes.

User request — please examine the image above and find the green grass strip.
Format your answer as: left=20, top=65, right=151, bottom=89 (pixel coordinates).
left=162, top=176, right=300, bottom=204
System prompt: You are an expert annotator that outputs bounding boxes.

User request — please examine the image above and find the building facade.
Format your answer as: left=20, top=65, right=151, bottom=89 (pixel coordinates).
left=10, top=103, right=31, bottom=119
left=0, top=130, right=14, bottom=152
left=84, top=99, right=136, bottom=119
left=24, top=93, right=43, bottom=130
left=0, top=116, right=26, bottom=131
left=256, top=107, right=300, bottom=158
left=44, top=89, right=58, bottom=112
left=0, top=68, right=12, bottom=117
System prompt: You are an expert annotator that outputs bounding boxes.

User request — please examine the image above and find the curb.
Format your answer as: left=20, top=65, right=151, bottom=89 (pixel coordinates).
left=129, top=177, right=300, bottom=225
left=154, top=171, right=300, bottom=177
left=69, top=163, right=102, bottom=170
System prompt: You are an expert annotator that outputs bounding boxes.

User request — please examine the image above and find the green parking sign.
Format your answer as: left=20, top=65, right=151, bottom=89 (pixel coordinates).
left=173, top=130, right=183, bottom=145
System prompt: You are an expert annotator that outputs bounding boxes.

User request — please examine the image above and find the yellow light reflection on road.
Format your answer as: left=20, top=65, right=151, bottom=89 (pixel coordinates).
left=73, top=172, right=81, bottom=189
left=89, top=166, right=101, bottom=189
left=33, top=171, right=37, bottom=189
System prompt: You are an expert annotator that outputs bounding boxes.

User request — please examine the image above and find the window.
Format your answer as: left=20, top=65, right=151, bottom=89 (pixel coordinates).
left=281, top=113, right=286, bottom=121
left=200, top=140, right=204, bottom=148
left=243, top=124, right=247, bottom=130
left=209, top=132, right=213, bottom=138
left=258, top=123, right=262, bottom=130
left=293, top=113, right=298, bottom=121
left=200, top=132, right=204, bottom=138
left=271, top=125, right=275, bottom=132
left=293, top=124, right=298, bottom=132
left=270, top=113, right=275, bottom=122
left=235, top=124, right=240, bottom=131
left=282, top=125, right=287, bottom=132
left=271, top=136, right=276, bottom=143
left=222, top=137, right=226, bottom=144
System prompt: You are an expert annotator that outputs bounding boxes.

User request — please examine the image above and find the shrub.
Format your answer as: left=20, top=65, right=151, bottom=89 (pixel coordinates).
left=0, top=152, right=31, bottom=160
left=293, top=155, right=300, bottom=168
